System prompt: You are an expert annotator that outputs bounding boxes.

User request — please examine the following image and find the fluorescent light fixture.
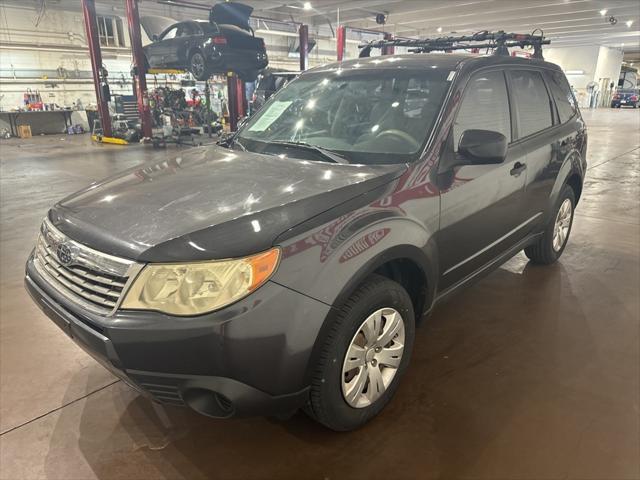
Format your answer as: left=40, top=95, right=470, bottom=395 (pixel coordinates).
left=303, top=1, right=312, bottom=10
left=564, top=70, right=585, bottom=75
left=599, top=9, right=607, bottom=16
left=625, top=20, right=633, bottom=27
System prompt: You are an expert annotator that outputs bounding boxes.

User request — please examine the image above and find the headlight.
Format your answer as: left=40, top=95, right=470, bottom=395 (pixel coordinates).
left=121, top=248, right=280, bottom=316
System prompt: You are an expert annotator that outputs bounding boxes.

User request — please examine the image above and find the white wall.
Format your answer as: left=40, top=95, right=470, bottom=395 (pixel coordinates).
left=543, top=45, right=623, bottom=107
left=544, top=46, right=599, bottom=90
left=594, top=46, right=623, bottom=90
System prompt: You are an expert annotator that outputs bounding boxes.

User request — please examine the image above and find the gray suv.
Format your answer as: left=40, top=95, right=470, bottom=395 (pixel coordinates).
left=26, top=53, right=586, bottom=431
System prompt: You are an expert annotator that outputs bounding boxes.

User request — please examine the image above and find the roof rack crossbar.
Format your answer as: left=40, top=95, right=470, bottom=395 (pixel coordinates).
left=358, top=30, right=550, bottom=59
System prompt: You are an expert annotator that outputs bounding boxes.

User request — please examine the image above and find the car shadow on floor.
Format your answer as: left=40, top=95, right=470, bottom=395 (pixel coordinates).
left=43, top=260, right=601, bottom=480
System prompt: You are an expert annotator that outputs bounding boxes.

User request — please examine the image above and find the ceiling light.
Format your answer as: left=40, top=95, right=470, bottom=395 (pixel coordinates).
left=599, top=9, right=607, bottom=16
left=625, top=20, right=633, bottom=27
left=303, top=1, right=312, bottom=10
left=436, top=27, right=443, bottom=33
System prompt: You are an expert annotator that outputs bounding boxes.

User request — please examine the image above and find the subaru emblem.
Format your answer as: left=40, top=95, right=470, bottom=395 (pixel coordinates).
left=56, top=243, right=76, bottom=266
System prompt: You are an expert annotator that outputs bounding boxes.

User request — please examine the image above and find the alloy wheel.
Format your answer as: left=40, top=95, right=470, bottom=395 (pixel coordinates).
left=341, top=307, right=405, bottom=408
left=190, top=53, right=205, bottom=78
left=553, top=198, right=572, bottom=252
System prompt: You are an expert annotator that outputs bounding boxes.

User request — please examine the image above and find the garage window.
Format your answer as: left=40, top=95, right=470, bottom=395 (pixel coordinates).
left=97, top=15, right=125, bottom=47
left=509, top=70, right=554, bottom=138
left=453, top=70, right=511, bottom=151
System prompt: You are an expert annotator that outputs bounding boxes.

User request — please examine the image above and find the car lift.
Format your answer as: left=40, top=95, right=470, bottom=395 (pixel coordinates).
left=358, top=30, right=550, bottom=59
left=81, top=0, right=114, bottom=142
left=125, top=0, right=153, bottom=141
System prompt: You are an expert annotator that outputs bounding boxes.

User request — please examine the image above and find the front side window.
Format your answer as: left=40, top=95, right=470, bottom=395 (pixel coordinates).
left=509, top=70, right=553, bottom=138
left=236, top=68, right=451, bottom=164
left=453, top=70, right=511, bottom=151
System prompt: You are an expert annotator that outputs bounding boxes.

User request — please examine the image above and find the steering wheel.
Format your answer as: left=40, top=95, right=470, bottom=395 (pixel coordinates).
left=375, top=129, right=420, bottom=151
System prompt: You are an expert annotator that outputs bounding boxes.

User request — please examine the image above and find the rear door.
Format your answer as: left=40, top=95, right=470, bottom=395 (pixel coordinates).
left=172, top=22, right=202, bottom=66
left=437, top=69, right=528, bottom=291
left=151, top=25, right=179, bottom=67
left=507, top=69, right=563, bottom=229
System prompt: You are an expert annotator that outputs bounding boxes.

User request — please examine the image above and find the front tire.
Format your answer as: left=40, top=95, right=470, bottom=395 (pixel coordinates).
left=305, top=274, right=415, bottom=431
left=525, top=184, right=576, bottom=265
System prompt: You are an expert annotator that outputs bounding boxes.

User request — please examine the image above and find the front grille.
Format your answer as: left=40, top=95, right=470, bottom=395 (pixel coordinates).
left=33, top=218, right=141, bottom=315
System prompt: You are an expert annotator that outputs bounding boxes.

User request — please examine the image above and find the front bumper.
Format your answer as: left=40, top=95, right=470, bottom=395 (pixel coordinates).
left=25, top=255, right=331, bottom=417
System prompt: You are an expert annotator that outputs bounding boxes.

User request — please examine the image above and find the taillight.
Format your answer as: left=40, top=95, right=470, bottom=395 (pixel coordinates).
left=212, top=36, right=227, bottom=45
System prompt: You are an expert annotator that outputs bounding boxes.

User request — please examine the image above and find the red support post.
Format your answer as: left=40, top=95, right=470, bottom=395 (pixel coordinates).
left=125, top=0, right=153, bottom=140
left=227, top=72, right=242, bottom=132
left=336, top=25, right=346, bottom=61
left=299, top=24, right=309, bottom=71
left=382, top=32, right=395, bottom=55
left=81, top=0, right=112, bottom=137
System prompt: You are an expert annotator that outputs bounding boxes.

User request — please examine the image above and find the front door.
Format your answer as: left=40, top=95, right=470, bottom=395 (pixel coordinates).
left=437, top=69, right=528, bottom=292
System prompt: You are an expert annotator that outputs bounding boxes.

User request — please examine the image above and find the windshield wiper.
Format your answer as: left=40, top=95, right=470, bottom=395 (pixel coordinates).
left=266, top=141, right=350, bottom=164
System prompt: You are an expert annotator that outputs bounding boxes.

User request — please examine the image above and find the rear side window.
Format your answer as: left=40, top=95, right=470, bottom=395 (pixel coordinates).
left=546, top=71, right=577, bottom=124
left=161, top=26, right=177, bottom=40
left=509, top=70, right=553, bottom=138
left=453, top=70, right=511, bottom=151
left=177, top=23, right=198, bottom=37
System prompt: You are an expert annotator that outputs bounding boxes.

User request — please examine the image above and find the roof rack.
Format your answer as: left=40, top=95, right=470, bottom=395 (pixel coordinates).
left=358, top=30, right=550, bottom=60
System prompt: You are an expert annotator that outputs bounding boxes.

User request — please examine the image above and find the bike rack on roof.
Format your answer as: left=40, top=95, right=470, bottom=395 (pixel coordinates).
left=358, top=30, right=550, bottom=60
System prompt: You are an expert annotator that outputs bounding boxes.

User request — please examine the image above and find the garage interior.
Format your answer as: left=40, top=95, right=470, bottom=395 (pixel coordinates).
left=0, top=1, right=639, bottom=479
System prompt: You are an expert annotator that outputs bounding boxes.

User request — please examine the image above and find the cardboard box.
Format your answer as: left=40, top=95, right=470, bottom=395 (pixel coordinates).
left=17, top=125, right=32, bottom=139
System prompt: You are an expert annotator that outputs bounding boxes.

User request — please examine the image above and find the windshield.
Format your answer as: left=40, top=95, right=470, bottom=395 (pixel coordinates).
left=236, top=68, right=451, bottom=164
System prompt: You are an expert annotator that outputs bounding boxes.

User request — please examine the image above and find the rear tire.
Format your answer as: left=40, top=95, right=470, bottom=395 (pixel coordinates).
left=524, top=184, right=576, bottom=265
left=189, top=51, right=210, bottom=81
left=304, top=274, right=415, bottom=431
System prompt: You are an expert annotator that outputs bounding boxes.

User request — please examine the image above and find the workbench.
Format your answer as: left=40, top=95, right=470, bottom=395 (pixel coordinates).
left=0, top=110, right=74, bottom=137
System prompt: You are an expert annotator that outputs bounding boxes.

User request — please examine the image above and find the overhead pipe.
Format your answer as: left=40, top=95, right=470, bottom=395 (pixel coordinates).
left=125, top=0, right=153, bottom=140
left=81, top=0, right=112, bottom=137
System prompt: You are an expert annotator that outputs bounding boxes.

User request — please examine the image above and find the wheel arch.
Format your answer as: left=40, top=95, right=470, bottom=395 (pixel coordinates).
left=301, top=244, right=436, bottom=386
left=565, top=172, right=583, bottom=205
left=549, top=152, right=585, bottom=213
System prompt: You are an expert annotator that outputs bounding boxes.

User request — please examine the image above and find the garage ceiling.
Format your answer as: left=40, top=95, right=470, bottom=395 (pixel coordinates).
left=242, top=0, right=640, bottom=62
left=7, top=0, right=637, bottom=63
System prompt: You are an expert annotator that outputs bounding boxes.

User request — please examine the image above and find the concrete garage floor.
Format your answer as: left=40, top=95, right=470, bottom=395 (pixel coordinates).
left=0, top=109, right=638, bottom=480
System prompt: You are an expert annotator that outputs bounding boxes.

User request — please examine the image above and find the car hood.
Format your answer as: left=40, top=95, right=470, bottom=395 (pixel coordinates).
left=49, top=146, right=406, bottom=262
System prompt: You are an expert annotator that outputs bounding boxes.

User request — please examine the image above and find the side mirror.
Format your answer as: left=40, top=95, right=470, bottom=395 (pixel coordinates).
left=458, top=129, right=507, bottom=164
left=152, top=34, right=159, bottom=42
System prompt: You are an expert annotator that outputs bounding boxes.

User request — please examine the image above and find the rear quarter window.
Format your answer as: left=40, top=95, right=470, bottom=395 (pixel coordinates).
left=546, top=71, right=577, bottom=124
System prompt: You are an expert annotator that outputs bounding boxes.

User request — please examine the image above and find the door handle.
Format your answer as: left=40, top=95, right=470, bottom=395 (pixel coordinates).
left=510, top=162, right=527, bottom=177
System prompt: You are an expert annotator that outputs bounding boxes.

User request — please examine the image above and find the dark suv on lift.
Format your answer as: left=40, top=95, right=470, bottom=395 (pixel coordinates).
left=26, top=53, right=586, bottom=431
